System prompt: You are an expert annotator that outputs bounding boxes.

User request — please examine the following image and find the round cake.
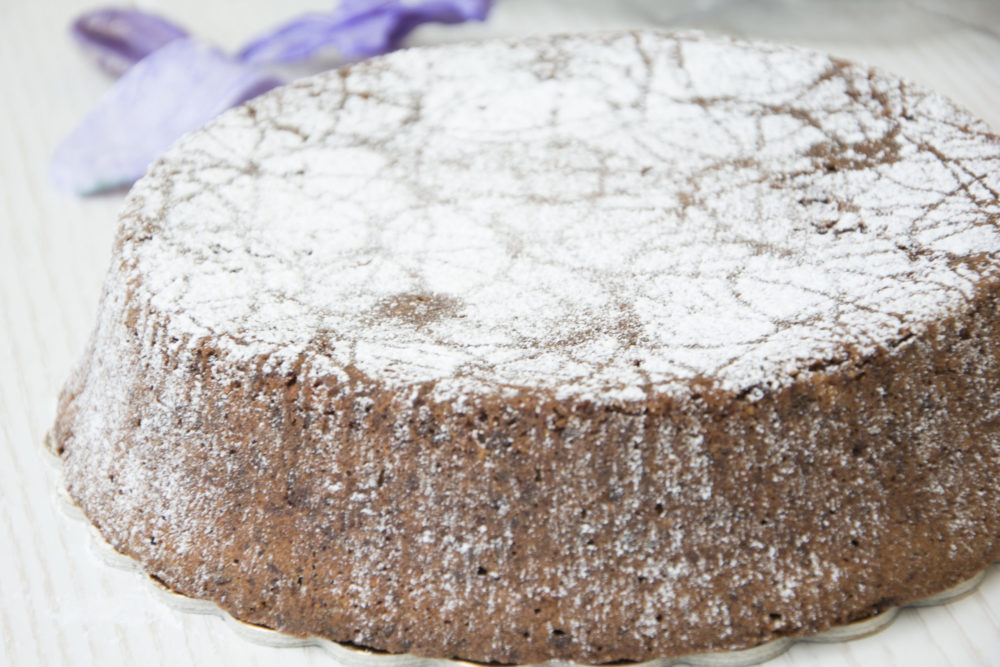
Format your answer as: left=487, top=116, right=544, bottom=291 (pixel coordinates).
left=51, top=31, right=1000, bottom=663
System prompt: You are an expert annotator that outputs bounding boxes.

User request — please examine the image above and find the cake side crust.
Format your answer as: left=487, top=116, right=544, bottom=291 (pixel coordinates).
left=51, top=272, right=1000, bottom=663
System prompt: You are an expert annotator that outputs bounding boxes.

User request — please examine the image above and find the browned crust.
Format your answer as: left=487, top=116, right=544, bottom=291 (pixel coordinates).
left=50, top=271, right=1000, bottom=663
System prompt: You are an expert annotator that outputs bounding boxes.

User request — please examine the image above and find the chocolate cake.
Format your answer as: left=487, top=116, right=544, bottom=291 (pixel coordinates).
left=50, top=31, right=1000, bottom=663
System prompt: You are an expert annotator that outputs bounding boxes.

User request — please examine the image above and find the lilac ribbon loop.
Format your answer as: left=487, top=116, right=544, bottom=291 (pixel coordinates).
left=71, top=8, right=188, bottom=77
left=50, top=39, right=281, bottom=195
left=239, top=0, right=493, bottom=64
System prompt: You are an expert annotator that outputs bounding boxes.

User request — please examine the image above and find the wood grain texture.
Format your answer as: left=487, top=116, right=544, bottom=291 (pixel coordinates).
left=1, top=1, right=998, bottom=665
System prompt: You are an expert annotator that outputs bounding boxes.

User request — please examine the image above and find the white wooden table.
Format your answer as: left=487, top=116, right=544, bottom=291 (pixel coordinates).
left=2, top=1, right=999, bottom=665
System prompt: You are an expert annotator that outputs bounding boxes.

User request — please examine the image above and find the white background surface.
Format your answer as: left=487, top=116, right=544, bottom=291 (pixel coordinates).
left=2, top=1, right=1000, bottom=665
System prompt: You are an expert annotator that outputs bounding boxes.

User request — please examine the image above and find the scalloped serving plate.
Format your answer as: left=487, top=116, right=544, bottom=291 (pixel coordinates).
left=42, top=443, right=995, bottom=667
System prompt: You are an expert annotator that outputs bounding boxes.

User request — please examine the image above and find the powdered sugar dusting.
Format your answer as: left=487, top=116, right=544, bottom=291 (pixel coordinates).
left=120, top=30, right=1000, bottom=400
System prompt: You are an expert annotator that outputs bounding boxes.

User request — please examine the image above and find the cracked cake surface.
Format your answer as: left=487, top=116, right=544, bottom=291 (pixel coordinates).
left=51, top=31, right=1000, bottom=663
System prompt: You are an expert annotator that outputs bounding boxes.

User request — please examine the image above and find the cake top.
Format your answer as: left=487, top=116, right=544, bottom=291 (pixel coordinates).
left=120, top=31, right=1000, bottom=401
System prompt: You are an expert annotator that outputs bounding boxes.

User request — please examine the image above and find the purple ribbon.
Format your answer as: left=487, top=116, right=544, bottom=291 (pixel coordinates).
left=240, top=0, right=493, bottom=63
left=51, top=1, right=492, bottom=195
left=71, top=8, right=188, bottom=76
